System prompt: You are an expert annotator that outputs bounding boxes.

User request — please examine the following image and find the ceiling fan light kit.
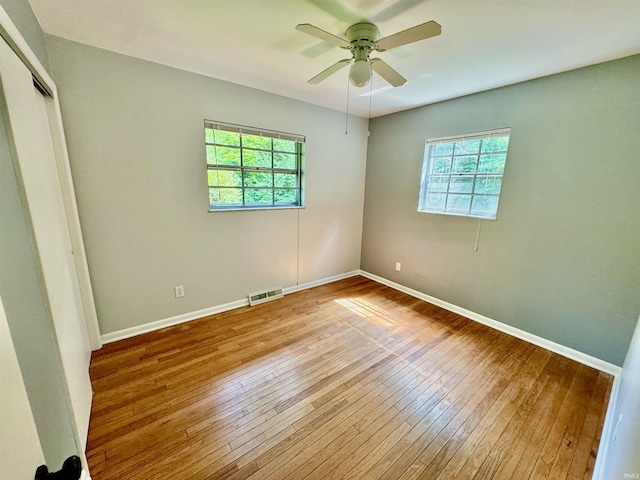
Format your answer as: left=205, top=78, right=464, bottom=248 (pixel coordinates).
left=349, top=59, right=371, bottom=87
left=296, top=20, right=441, bottom=89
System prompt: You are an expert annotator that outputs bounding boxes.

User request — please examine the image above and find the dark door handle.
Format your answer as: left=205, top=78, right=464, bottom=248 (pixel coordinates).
left=35, top=455, right=82, bottom=480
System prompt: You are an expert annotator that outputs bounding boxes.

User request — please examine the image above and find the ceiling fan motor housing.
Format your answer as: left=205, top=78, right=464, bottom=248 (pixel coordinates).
left=345, top=22, right=379, bottom=58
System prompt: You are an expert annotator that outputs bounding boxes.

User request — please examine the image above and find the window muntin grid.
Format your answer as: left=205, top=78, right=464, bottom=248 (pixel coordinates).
left=418, top=129, right=510, bottom=219
left=205, top=122, right=304, bottom=211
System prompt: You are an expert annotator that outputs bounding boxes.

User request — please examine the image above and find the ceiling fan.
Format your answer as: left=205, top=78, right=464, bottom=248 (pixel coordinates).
left=296, top=20, right=441, bottom=88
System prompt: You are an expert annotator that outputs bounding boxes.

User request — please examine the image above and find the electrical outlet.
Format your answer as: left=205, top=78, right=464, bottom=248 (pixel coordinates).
left=175, top=285, right=184, bottom=298
left=395, top=262, right=402, bottom=272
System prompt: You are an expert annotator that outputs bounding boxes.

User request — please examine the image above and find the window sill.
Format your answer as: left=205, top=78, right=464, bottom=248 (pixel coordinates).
left=418, top=209, right=498, bottom=221
left=208, top=205, right=305, bottom=213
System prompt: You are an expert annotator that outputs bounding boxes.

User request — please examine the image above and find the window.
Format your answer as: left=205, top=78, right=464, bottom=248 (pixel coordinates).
left=205, top=121, right=304, bottom=210
left=418, top=128, right=511, bottom=219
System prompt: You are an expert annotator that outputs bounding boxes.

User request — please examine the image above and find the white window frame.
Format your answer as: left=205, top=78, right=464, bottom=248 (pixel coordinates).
left=418, top=128, right=511, bottom=220
left=205, top=121, right=305, bottom=211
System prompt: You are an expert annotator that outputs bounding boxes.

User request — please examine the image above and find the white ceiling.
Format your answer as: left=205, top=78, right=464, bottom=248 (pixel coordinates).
left=29, top=0, right=640, bottom=118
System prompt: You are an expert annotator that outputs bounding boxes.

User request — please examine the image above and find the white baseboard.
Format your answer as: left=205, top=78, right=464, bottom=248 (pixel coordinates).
left=358, top=270, right=621, bottom=376
left=283, top=270, right=360, bottom=295
left=100, top=298, right=249, bottom=344
left=100, top=270, right=361, bottom=344
left=103, top=269, right=621, bottom=377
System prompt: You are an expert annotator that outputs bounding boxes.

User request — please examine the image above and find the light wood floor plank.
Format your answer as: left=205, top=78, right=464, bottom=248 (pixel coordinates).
left=307, top=324, right=509, bottom=480
left=448, top=346, right=553, bottom=479
left=86, top=276, right=612, bottom=480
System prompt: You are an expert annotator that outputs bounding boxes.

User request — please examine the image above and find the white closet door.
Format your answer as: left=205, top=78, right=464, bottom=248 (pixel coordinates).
left=0, top=37, right=92, bottom=449
left=31, top=85, right=93, bottom=449
left=0, top=295, right=46, bottom=479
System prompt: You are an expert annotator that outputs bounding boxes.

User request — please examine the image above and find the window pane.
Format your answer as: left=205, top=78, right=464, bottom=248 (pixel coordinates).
left=274, top=152, right=297, bottom=169
left=207, top=145, right=240, bottom=166
left=480, top=136, right=509, bottom=153
left=471, top=195, right=499, bottom=215
left=242, top=134, right=271, bottom=150
left=273, top=139, right=296, bottom=153
left=454, top=140, right=481, bottom=155
left=452, top=155, right=477, bottom=173
left=478, top=154, right=506, bottom=173
left=428, top=175, right=449, bottom=193
left=274, top=173, right=297, bottom=188
left=446, top=194, right=471, bottom=212
left=244, top=171, right=273, bottom=187
left=205, top=127, right=214, bottom=143
left=243, top=150, right=272, bottom=168
left=209, top=187, right=220, bottom=205
left=275, top=189, right=298, bottom=204
left=474, top=176, right=502, bottom=194
left=206, top=145, right=216, bottom=164
left=433, top=143, right=453, bottom=156
left=449, top=176, right=474, bottom=193
left=432, top=157, right=452, bottom=174
left=244, top=188, right=273, bottom=205
left=426, top=193, right=446, bottom=210
left=208, top=169, right=242, bottom=188
left=213, top=130, right=240, bottom=147
left=210, top=187, right=242, bottom=206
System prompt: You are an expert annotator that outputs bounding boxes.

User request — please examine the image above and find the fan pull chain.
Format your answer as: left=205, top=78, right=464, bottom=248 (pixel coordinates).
left=345, top=76, right=350, bottom=135
left=368, top=73, right=374, bottom=122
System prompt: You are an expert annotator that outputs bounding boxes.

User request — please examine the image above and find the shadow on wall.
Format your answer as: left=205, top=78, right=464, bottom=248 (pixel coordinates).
left=309, top=219, right=343, bottom=277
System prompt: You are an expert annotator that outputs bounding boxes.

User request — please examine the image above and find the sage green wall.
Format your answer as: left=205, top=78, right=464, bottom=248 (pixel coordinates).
left=0, top=0, right=49, bottom=71
left=46, top=35, right=368, bottom=336
left=362, top=55, right=640, bottom=366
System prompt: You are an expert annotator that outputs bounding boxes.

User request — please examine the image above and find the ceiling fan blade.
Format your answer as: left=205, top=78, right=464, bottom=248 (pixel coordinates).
left=308, top=59, right=351, bottom=84
left=371, top=58, right=406, bottom=87
left=376, top=21, right=441, bottom=51
left=296, top=24, right=350, bottom=49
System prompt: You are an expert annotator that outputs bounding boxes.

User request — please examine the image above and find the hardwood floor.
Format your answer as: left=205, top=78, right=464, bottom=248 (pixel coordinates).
left=86, top=276, right=612, bottom=479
